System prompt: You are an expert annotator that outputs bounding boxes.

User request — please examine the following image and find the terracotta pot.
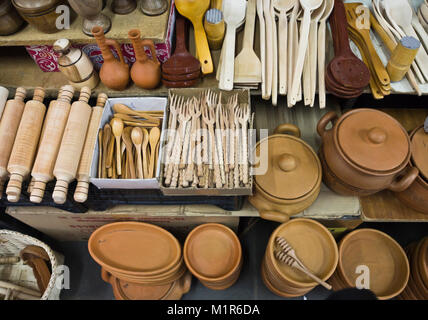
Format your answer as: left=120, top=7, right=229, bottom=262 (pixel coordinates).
left=128, top=29, right=161, bottom=89
left=0, top=0, right=24, bottom=35
left=12, top=0, right=74, bottom=34
left=317, top=109, right=419, bottom=196
left=183, top=223, right=242, bottom=289
left=249, top=124, right=322, bottom=223
left=337, top=229, right=409, bottom=300
left=92, top=26, right=130, bottom=91
left=394, top=125, right=428, bottom=214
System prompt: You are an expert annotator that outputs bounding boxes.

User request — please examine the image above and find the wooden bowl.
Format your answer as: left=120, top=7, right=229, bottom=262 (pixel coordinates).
left=184, top=223, right=242, bottom=284
left=267, top=218, right=338, bottom=288
left=338, top=229, right=409, bottom=300
left=88, top=222, right=181, bottom=277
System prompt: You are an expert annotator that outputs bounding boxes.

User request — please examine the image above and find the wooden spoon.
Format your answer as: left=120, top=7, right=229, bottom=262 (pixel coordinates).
left=110, top=118, right=124, bottom=176
left=122, top=127, right=136, bottom=179
left=147, top=127, right=160, bottom=178
left=175, top=0, right=213, bottom=74
left=162, top=14, right=201, bottom=75
left=101, top=124, right=112, bottom=178
left=141, top=128, right=150, bottom=178
left=112, top=104, right=161, bottom=125
left=131, top=127, right=144, bottom=179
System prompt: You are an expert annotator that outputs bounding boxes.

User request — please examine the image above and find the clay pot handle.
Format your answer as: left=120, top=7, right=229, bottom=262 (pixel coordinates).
left=388, top=167, right=419, bottom=192
left=105, top=39, right=126, bottom=65
left=273, top=124, right=301, bottom=138
left=179, top=272, right=192, bottom=295
left=260, top=211, right=290, bottom=223
left=100, top=268, right=112, bottom=284
left=317, top=111, right=338, bottom=138
left=141, top=39, right=160, bottom=65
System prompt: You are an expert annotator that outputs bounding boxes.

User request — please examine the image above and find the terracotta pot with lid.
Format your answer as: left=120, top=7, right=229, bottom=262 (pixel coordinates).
left=317, top=109, right=419, bottom=196
left=249, top=124, right=322, bottom=223
left=395, top=125, right=428, bottom=214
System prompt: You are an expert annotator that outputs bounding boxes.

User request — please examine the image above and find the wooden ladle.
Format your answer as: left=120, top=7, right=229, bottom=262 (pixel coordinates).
left=162, top=14, right=201, bottom=75
left=131, top=127, right=144, bottom=179
left=175, top=0, right=213, bottom=74
left=327, top=0, right=370, bottom=90
left=111, top=118, right=124, bottom=176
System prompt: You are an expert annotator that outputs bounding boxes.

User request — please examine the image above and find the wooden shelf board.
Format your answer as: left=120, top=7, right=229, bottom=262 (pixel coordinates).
left=0, top=0, right=171, bottom=46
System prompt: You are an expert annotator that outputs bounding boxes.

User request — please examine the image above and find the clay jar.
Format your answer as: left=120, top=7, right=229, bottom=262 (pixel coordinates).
left=128, top=29, right=161, bottom=89
left=317, top=109, right=419, bottom=196
left=249, top=124, right=322, bottom=223
left=395, top=125, right=428, bottom=214
left=92, top=26, right=130, bottom=91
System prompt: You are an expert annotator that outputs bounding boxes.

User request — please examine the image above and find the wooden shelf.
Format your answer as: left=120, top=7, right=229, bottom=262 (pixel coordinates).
left=0, top=0, right=172, bottom=46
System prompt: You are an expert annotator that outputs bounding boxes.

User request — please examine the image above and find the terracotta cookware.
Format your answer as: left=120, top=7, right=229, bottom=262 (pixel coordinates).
left=0, top=0, right=24, bottom=35
left=184, top=223, right=242, bottom=290
left=317, top=109, right=419, bottom=196
left=335, top=229, right=409, bottom=300
left=262, top=218, right=338, bottom=297
left=394, top=125, right=428, bottom=214
left=249, top=124, right=322, bottom=223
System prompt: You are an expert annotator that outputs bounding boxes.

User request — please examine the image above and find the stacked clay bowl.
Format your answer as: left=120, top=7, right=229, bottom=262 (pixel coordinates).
left=398, top=237, right=428, bottom=300
left=329, top=229, right=409, bottom=300
left=88, top=222, right=190, bottom=300
left=261, top=218, right=339, bottom=298
left=184, top=223, right=243, bottom=290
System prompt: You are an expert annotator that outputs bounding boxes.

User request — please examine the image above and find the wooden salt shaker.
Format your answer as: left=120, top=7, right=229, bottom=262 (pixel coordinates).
left=387, top=36, right=420, bottom=82
left=53, top=87, right=92, bottom=204
left=54, top=39, right=100, bottom=90
left=6, top=88, right=46, bottom=202
left=0, top=87, right=26, bottom=198
left=74, top=93, right=108, bottom=203
left=30, top=86, right=74, bottom=203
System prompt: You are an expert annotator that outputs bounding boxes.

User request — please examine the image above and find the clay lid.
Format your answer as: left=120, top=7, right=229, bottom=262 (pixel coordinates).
left=337, top=109, right=410, bottom=172
left=88, top=222, right=181, bottom=276
left=338, top=229, right=409, bottom=299
left=184, top=223, right=242, bottom=281
left=410, top=126, right=428, bottom=181
left=254, top=126, right=321, bottom=200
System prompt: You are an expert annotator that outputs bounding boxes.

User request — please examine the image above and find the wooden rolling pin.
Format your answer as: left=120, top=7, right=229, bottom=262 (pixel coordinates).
left=6, top=88, right=46, bottom=203
left=74, top=93, right=108, bottom=203
left=30, top=86, right=75, bottom=203
left=52, top=87, right=92, bottom=204
left=0, top=86, right=9, bottom=119
left=0, top=88, right=26, bottom=198
left=387, top=36, right=420, bottom=82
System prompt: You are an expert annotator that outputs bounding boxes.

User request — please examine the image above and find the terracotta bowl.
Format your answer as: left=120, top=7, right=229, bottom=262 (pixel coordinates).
left=266, top=218, right=339, bottom=289
left=418, top=238, right=428, bottom=288
left=409, top=239, right=428, bottom=298
left=88, top=222, right=181, bottom=277
left=338, top=229, right=409, bottom=300
left=184, top=223, right=242, bottom=285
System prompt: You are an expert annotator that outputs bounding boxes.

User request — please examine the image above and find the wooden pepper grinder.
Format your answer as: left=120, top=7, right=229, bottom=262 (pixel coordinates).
left=387, top=36, right=420, bottom=82
left=0, top=87, right=26, bottom=198
left=30, top=86, right=75, bottom=203
left=6, top=88, right=46, bottom=202
left=54, top=39, right=100, bottom=90
left=52, top=87, right=92, bottom=204
left=74, top=92, right=108, bottom=203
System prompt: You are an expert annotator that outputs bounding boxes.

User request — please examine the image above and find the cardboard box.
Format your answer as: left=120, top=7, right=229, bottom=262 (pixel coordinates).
left=90, top=97, right=167, bottom=189
left=5, top=203, right=254, bottom=241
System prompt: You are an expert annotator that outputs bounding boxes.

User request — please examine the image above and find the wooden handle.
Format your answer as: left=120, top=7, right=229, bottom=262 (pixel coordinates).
left=53, top=87, right=92, bottom=205
left=387, top=36, right=420, bottom=82
left=318, top=21, right=327, bottom=108
left=74, top=93, right=108, bottom=202
left=219, top=25, right=237, bottom=90
left=6, top=88, right=46, bottom=202
left=193, top=18, right=214, bottom=74
left=278, top=11, right=287, bottom=95
left=257, top=0, right=266, bottom=98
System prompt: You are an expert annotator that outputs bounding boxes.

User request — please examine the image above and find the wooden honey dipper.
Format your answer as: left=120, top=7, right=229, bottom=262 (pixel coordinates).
left=6, top=88, right=46, bottom=202
left=53, top=87, right=92, bottom=204
left=74, top=93, right=108, bottom=203
left=275, top=236, right=308, bottom=271
left=30, top=86, right=75, bottom=203
left=274, top=250, right=332, bottom=290
left=0, top=87, right=26, bottom=198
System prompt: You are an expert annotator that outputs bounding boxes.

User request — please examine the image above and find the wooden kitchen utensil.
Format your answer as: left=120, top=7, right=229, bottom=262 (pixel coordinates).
left=98, top=129, right=103, bottom=178
left=219, top=0, right=247, bottom=91
left=92, top=26, right=130, bottom=91
left=6, top=88, right=46, bottom=203
left=74, top=93, right=108, bottom=202
left=256, top=0, right=266, bottom=98
left=0, top=87, right=26, bottom=198
left=387, top=36, right=420, bottom=82
left=204, top=0, right=225, bottom=50
left=131, top=127, right=144, bottom=179
left=101, top=123, right=112, bottom=178
left=0, top=86, right=7, bottom=119
left=30, top=86, right=75, bottom=203
left=148, top=127, right=160, bottom=178
left=111, top=118, right=124, bottom=177
left=19, top=245, right=51, bottom=294
left=175, top=0, right=213, bottom=74
left=121, top=126, right=136, bottom=179
left=141, top=128, right=149, bottom=178
left=52, top=87, right=92, bottom=205
left=234, top=0, right=262, bottom=86
left=112, top=104, right=160, bottom=125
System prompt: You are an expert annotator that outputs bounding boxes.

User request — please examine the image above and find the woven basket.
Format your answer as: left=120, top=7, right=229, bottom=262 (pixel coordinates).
left=0, top=230, right=64, bottom=300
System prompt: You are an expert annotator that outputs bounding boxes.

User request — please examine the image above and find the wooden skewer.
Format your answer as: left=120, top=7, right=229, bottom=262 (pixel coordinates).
left=275, top=250, right=332, bottom=290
